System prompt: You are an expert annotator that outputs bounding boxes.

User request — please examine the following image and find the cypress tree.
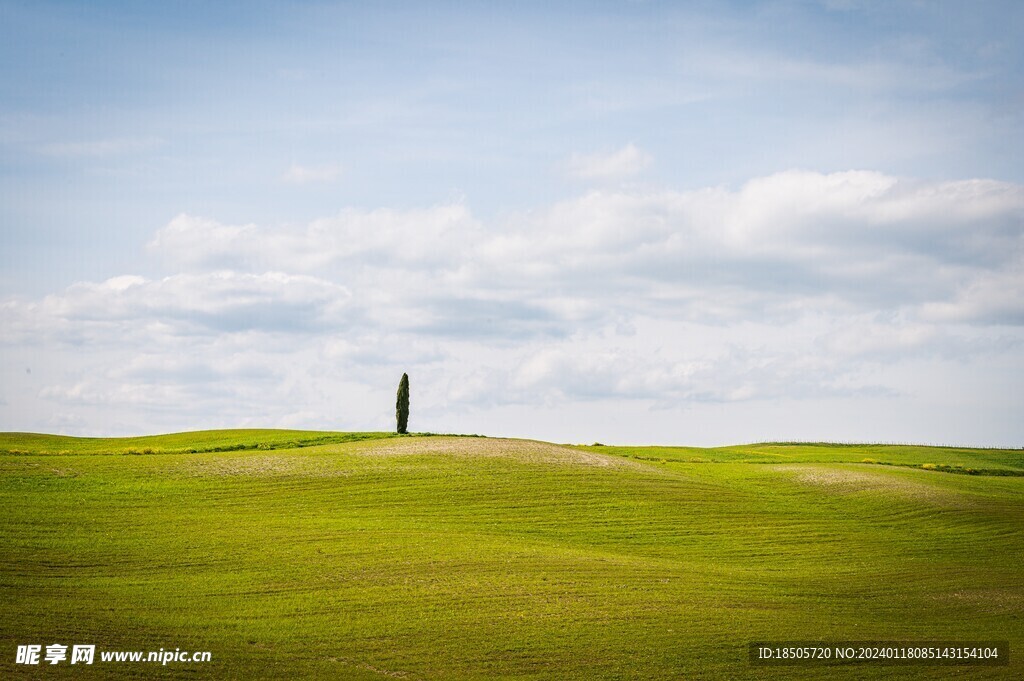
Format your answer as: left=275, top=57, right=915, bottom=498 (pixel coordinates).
left=396, top=373, right=410, bottom=434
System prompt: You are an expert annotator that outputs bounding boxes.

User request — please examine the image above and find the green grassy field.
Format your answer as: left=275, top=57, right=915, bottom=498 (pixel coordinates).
left=1, top=431, right=1021, bottom=679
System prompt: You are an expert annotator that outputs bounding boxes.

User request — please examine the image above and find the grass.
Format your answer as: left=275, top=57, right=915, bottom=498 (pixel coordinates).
left=578, top=442, right=1024, bottom=472
left=1, top=431, right=1022, bottom=679
left=0, top=429, right=400, bottom=456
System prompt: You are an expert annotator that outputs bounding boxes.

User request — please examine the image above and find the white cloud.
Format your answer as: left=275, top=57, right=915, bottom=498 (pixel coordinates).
left=566, top=143, right=652, bottom=181
left=439, top=333, right=893, bottom=411
left=820, top=318, right=941, bottom=360
left=147, top=215, right=260, bottom=269
left=464, top=171, right=1024, bottom=328
left=148, top=204, right=479, bottom=272
left=1, top=271, right=352, bottom=345
left=921, top=265, right=1024, bottom=325
left=282, top=162, right=342, bottom=184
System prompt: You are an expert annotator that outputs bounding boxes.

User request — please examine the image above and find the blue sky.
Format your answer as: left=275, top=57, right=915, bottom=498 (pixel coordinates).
left=1, top=0, right=1022, bottom=445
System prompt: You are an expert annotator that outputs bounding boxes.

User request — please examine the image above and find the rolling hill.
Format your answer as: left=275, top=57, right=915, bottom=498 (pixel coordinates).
left=2, top=431, right=1021, bottom=679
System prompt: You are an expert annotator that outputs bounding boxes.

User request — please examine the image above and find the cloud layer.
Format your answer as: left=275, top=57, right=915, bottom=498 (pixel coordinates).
left=3, top=170, right=1022, bottom=443
left=143, top=170, right=1024, bottom=329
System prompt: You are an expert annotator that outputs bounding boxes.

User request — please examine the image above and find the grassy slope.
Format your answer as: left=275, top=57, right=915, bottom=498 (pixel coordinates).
left=0, top=429, right=399, bottom=455
left=579, top=442, right=1024, bottom=472
left=1, top=431, right=1021, bottom=679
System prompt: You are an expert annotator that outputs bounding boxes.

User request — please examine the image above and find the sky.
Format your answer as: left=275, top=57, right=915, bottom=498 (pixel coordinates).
left=1, top=0, right=1022, bottom=446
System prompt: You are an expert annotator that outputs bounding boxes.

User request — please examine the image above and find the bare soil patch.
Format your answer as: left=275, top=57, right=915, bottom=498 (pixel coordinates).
left=771, top=464, right=965, bottom=505
left=346, top=437, right=641, bottom=469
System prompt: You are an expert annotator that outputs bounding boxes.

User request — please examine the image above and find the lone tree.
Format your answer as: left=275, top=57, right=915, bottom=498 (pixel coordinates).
left=396, top=373, right=410, bottom=434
